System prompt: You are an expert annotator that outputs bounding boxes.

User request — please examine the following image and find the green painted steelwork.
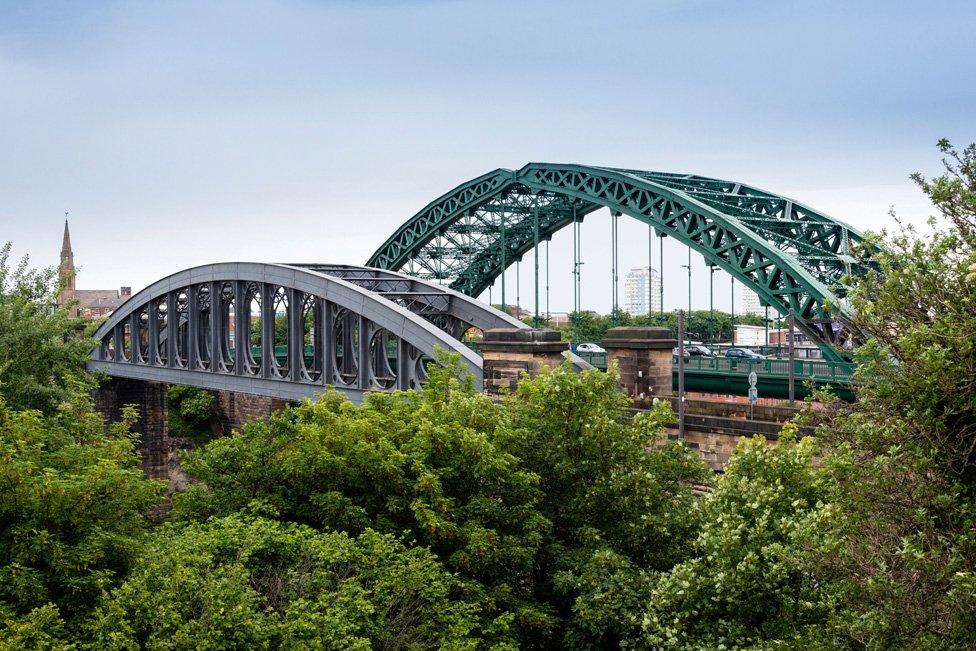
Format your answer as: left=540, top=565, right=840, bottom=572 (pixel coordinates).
left=368, top=165, right=874, bottom=361
left=569, top=350, right=855, bottom=401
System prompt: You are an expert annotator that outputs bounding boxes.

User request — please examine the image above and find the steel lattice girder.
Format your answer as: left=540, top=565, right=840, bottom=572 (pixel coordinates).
left=367, top=164, right=873, bottom=361
left=293, top=264, right=593, bottom=370
left=290, top=263, right=527, bottom=337
left=87, top=263, right=483, bottom=403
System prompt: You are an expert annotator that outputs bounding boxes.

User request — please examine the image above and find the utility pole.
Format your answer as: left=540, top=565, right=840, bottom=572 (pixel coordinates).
left=516, top=260, right=520, bottom=317
left=648, top=224, right=653, bottom=317
left=730, top=277, right=735, bottom=343
left=533, top=202, right=539, bottom=324
left=764, top=305, right=770, bottom=348
left=659, top=232, right=665, bottom=315
left=572, top=204, right=582, bottom=314
left=611, top=212, right=619, bottom=310
left=678, top=309, right=686, bottom=440
left=545, top=239, right=550, bottom=320
left=500, top=209, right=506, bottom=312
left=709, top=264, right=716, bottom=344
left=776, top=313, right=782, bottom=356
left=788, top=309, right=796, bottom=406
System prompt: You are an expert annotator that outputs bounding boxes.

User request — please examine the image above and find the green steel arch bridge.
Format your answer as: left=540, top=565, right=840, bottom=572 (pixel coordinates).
left=368, top=164, right=874, bottom=362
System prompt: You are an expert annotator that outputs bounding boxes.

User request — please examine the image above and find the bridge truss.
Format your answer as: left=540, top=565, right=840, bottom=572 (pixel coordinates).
left=88, top=263, right=497, bottom=403
left=367, top=164, right=874, bottom=360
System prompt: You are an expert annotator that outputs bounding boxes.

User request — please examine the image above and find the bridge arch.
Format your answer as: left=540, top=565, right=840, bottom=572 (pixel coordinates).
left=88, top=263, right=484, bottom=403
left=367, top=164, right=872, bottom=360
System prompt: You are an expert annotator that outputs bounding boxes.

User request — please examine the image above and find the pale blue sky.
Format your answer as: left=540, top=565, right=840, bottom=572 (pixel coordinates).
left=2, top=0, right=973, bottom=312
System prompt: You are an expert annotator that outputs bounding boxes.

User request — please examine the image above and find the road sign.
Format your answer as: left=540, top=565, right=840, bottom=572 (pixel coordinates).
left=748, top=371, right=758, bottom=387
left=748, top=386, right=758, bottom=403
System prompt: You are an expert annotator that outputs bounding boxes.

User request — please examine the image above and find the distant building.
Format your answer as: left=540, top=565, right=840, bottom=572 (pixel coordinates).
left=547, top=312, right=571, bottom=328
left=57, top=219, right=131, bottom=318
left=739, top=287, right=766, bottom=317
left=623, top=267, right=661, bottom=315
left=734, top=324, right=822, bottom=358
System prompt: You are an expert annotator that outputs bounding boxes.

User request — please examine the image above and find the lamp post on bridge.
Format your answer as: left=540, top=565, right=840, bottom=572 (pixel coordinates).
left=730, top=277, right=735, bottom=345
left=709, top=263, right=716, bottom=344
left=648, top=224, right=653, bottom=319
left=658, top=232, right=665, bottom=315
left=764, top=304, right=770, bottom=348
left=533, top=200, right=540, bottom=325
left=681, top=249, right=691, bottom=331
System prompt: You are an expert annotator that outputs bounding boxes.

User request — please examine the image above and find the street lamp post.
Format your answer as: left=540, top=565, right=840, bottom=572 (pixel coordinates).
left=709, top=264, right=716, bottom=344
left=681, top=252, right=691, bottom=338
left=730, top=277, right=735, bottom=344
left=764, top=304, right=770, bottom=350
left=658, top=232, right=665, bottom=315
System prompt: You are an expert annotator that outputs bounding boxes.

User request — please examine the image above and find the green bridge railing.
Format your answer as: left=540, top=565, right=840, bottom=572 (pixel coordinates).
left=571, top=350, right=854, bottom=380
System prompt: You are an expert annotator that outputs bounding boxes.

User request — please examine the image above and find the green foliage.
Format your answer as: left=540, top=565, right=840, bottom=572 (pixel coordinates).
left=643, top=426, right=840, bottom=648
left=167, top=384, right=216, bottom=443
left=0, top=604, right=74, bottom=651
left=87, top=513, right=484, bottom=650
left=171, top=356, right=706, bottom=645
left=0, top=242, right=95, bottom=413
left=814, top=140, right=976, bottom=647
left=173, top=357, right=547, bottom=642
left=0, top=388, right=164, bottom=635
left=504, top=364, right=707, bottom=647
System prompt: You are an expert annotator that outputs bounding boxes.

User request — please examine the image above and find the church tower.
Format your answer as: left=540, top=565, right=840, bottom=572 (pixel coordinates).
left=58, top=217, right=77, bottom=316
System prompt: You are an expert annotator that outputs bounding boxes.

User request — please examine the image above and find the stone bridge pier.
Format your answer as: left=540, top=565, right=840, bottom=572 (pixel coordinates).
left=93, top=378, right=289, bottom=480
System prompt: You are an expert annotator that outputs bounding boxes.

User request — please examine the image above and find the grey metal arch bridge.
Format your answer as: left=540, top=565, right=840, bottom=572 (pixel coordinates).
left=368, top=164, right=874, bottom=361
left=88, top=262, right=549, bottom=403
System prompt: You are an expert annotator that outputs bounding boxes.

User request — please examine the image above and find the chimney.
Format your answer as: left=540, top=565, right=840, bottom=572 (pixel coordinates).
left=120, top=286, right=132, bottom=298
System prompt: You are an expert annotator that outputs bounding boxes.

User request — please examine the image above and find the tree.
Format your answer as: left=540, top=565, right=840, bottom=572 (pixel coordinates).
left=0, top=243, right=95, bottom=413
left=0, top=244, right=164, bottom=643
left=0, top=387, right=164, bottom=638
left=813, top=140, right=976, bottom=646
left=642, top=427, right=840, bottom=648
left=563, top=308, right=768, bottom=345
left=167, top=384, right=217, bottom=444
left=87, top=512, right=486, bottom=649
left=503, top=364, right=707, bottom=647
left=173, top=356, right=548, bottom=643
left=172, top=355, right=707, bottom=646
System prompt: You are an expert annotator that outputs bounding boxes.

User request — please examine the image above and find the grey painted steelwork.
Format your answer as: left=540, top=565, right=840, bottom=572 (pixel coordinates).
left=298, top=264, right=594, bottom=371
left=88, top=263, right=483, bottom=404
left=292, top=264, right=526, bottom=337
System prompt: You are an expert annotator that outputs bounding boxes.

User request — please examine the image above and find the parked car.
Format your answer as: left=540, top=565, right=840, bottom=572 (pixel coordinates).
left=672, top=344, right=715, bottom=357
left=576, top=342, right=605, bottom=354
left=724, top=347, right=765, bottom=360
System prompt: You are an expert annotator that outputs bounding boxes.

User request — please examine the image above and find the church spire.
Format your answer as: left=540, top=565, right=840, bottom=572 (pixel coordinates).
left=61, top=214, right=72, bottom=257
left=59, top=212, right=76, bottom=305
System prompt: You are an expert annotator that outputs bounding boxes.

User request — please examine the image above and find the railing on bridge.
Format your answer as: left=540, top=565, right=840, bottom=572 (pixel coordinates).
left=679, top=355, right=854, bottom=381
left=571, top=350, right=854, bottom=381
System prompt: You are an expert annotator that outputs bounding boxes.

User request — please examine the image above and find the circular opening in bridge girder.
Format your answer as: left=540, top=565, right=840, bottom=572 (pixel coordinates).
left=155, top=298, right=168, bottom=365
left=219, top=282, right=235, bottom=372
left=137, top=307, right=149, bottom=363
left=301, top=295, right=320, bottom=382
left=244, top=283, right=262, bottom=375
left=195, top=285, right=211, bottom=370
left=121, top=321, right=132, bottom=362
left=332, top=307, right=359, bottom=386
left=368, top=327, right=397, bottom=390
left=103, top=332, right=116, bottom=360
left=175, top=289, right=190, bottom=368
left=271, top=286, right=288, bottom=378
